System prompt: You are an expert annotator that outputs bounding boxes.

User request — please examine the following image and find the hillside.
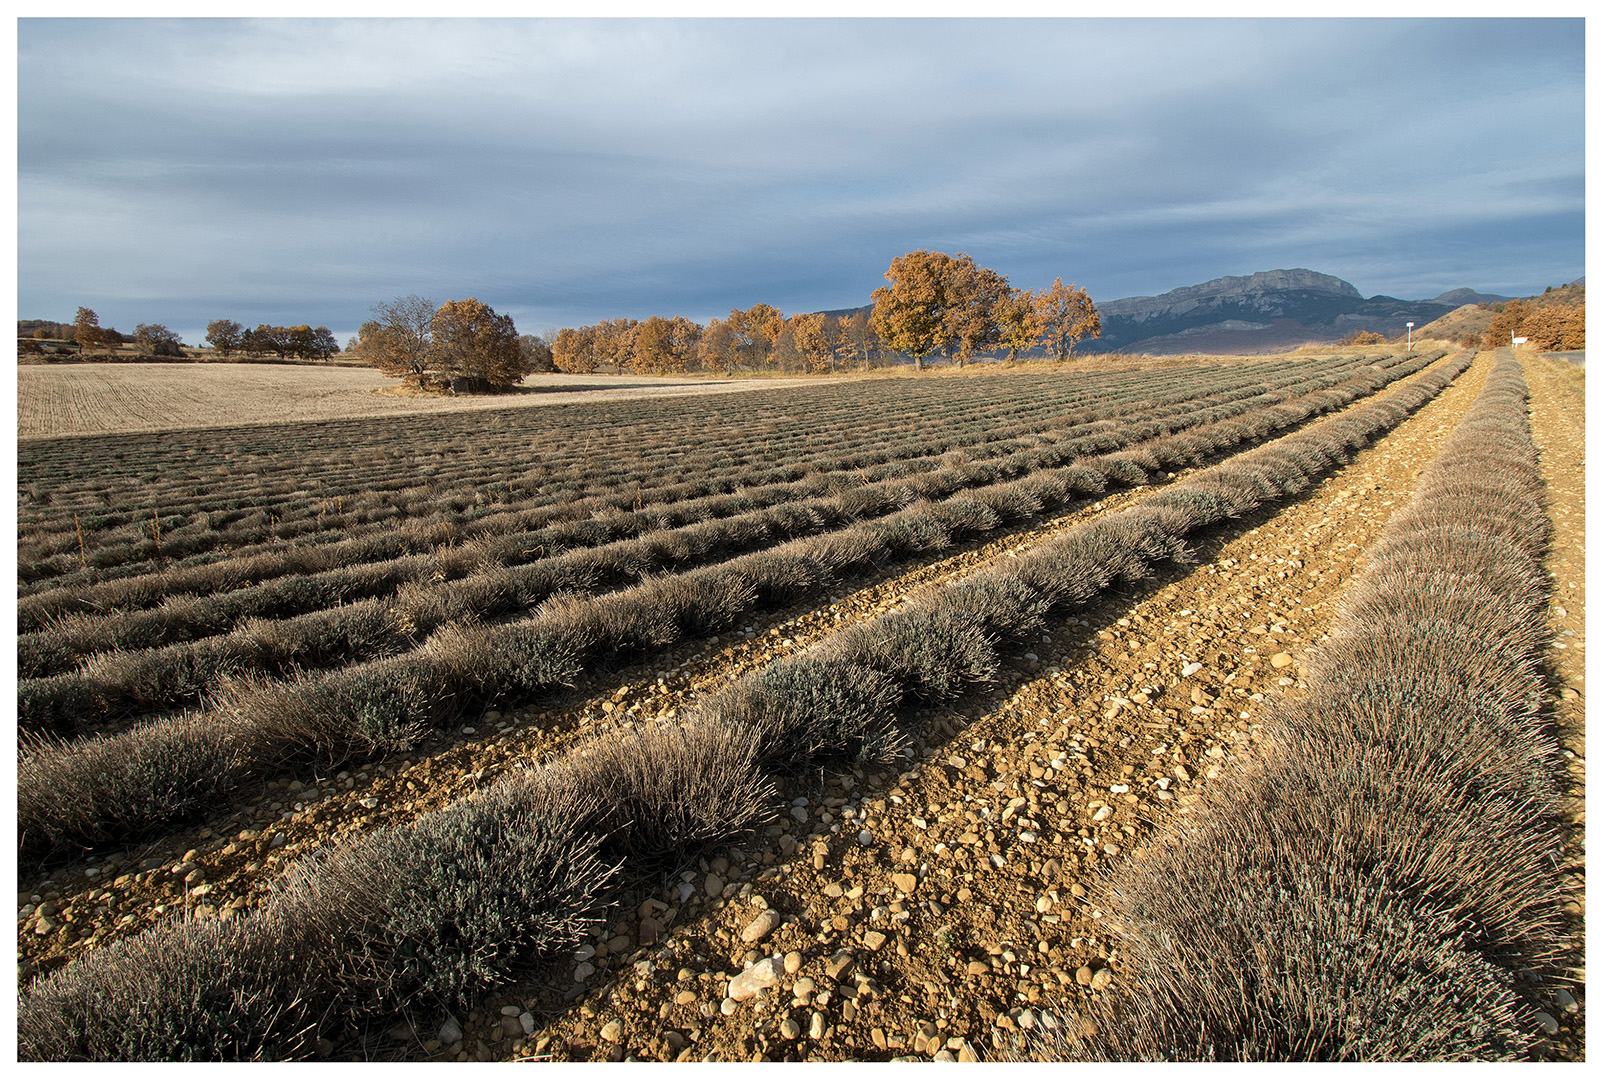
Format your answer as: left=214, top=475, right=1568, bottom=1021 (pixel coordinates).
left=1082, top=269, right=1461, bottom=355
left=1415, top=279, right=1585, bottom=347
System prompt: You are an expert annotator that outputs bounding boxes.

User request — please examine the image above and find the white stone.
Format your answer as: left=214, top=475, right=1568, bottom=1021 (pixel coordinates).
left=728, top=958, right=781, bottom=1001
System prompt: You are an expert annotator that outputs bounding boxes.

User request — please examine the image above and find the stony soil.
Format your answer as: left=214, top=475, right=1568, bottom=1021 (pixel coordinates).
left=1518, top=350, right=1586, bottom=1056
left=17, top=348, right=1583, bottom=1062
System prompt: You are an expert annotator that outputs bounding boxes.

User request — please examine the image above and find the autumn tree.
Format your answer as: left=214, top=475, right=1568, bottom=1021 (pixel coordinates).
left=551, top=326, right=598, bottom=372
left=994, top=288, right=1045, bottom=361
left=836, top=311, right=882, bottom=370
left=1035, top=278, right=1101, bottom=361
left=699, top=317, right=739, bottom=374
left=871, top=251, right=950, bottom=369
left=72, top=307, right=105, bottom=355
left=632, top=315, right=702, bottom=373
left=871, top=251, right=1009, bottom=369
left=634, top=316, right=678, bottom=374
left=945, top=259, right=1009, bottom=365
left=309, top=326, right=339, bottom=359
left=727, top=304, right=785, bottom=371
left=206, top=319, right=243, bottom=357
left=134, top=323, right=184, bottom=355
left=431, top=298, right=528, bottom=387
left=1483, top=299, right=1529, bottom=348
left=1515, top=303, right=1585, bottom=350
left=789, top=311, right=839, bottom=373
left=356, top=294, right=437, bottom=378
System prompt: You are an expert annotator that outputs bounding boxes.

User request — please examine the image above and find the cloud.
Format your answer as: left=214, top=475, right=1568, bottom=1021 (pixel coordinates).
left=18, top=17, right=1583, bottom=342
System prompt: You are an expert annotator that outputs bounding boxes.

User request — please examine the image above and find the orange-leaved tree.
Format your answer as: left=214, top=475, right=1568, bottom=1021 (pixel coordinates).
left=945, top=257, right=1009, bottom=366
left=871, top=250, right=1010, bottom=369
left=431, top=298, right=528, bottom=387
left=871, top=250, right=955, bottom=370
left=994, top=288, right=1045, bottom=362
left=551, top=326, right=598, bottom=373
left=727, top=304, right=785, bottom=371
left=789, top=311, right=840, bottom=374
left=1035, top=278, right=1101, bottom=361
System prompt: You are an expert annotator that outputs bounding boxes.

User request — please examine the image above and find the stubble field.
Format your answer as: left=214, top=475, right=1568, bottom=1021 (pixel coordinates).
left=14, top=348, right=1584, bottom=1062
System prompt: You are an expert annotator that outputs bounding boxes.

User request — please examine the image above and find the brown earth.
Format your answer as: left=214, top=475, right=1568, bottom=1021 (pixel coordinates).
left=17, top=350, right=1582, bottom=1061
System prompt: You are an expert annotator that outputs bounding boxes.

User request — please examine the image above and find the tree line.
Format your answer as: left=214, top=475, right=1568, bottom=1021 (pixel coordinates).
left=543, top=251, right=1100, bottom=377
left=204, top=320, right=340, bottom=360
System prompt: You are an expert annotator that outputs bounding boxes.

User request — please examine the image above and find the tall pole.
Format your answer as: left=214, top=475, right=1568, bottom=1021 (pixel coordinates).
left=1406, top=321, right=1414, bottom=350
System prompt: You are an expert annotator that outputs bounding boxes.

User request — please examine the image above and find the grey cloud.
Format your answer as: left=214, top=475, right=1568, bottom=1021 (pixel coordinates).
left=18, top=17, right=1583, bottom=342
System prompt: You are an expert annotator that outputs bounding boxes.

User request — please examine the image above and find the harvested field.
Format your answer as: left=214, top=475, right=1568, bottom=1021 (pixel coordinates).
left=15, top=348, right=1583, bottom=1061
left=15, top=362, right=831, bottom=439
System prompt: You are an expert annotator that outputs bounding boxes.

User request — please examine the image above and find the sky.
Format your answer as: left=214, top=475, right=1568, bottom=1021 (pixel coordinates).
left=14, top=15, right=1587, bottom=347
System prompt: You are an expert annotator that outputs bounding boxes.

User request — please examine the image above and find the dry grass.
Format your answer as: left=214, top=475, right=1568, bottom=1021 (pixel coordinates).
left=15, top=363, right=829, bottom=439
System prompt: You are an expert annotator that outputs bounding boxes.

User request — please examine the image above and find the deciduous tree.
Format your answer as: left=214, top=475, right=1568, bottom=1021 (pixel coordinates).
left=1035, top=278, right=1101, bottom=361
left=134, top=323, right=184, bottom=355
left=871, top=251, right=950, bottom=370
left=72, top=307, right=104, bottom=355
left=518, top=334, right=555, bottom=373
left=836, top=311, right=882, bottom=370
left=551, top=326, right=597, bottom=373
left=205, top=319, right=244, bottom=357
left=727, top=304, right=785, bottom=370
left=789, top=311, right=839, bottom=373
left=431, top=298, right=528, bottom=387
left=945, top=258, right=1009, bottom=366
left=994, top=288, right=1045, bottom=361
left=359, top=294, right=438, bottom=378
left=699, top=317, right=738, bottom=374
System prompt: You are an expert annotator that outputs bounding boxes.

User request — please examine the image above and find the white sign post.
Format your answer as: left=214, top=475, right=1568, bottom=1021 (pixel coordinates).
left=1512, top=336, right=1529, bottom=349
left=1406, top=322, right=1414, bottom=350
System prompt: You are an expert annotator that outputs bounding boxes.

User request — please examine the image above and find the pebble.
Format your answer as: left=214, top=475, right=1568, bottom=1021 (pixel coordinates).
left=810, top=1012, right=827, bottom=1040
left=600, top=1020, right=623, bottom=1044
left=439, top=1018, right=463, bottom=1045
left=574, top=962, right=595, bottom=982
left=1181, top=662, right=1203, bottom=677
left=741, top=910, right=780, bottom=945
left=728, top=957, right=780, bottom=1001
left=779, top=1018, right=802, bottom=1040
left=824, top=950, right=855, bottom=979
left=720, top=997, right=738, bottom=1016
left=784, top=951, right=803, bottom=975
left=862, top=931, right=887, bottom=952
left=891, top=873, right=918, bottom=894
left=1270, top=652, right=1293, bottom=669
left=704, top=873, right=726, bottom=898
left=519, top=1012, right=535, bottom=1036
left=1534, top=1011, right=1560, bottom=1037
left=858, top=829, right=875, bottom=847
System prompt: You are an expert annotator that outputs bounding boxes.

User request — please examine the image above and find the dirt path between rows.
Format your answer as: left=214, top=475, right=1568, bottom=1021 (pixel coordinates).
left=366, top=351, right=1496, bottom=1062
left=1518, top=349, right=1586, bottom=1058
